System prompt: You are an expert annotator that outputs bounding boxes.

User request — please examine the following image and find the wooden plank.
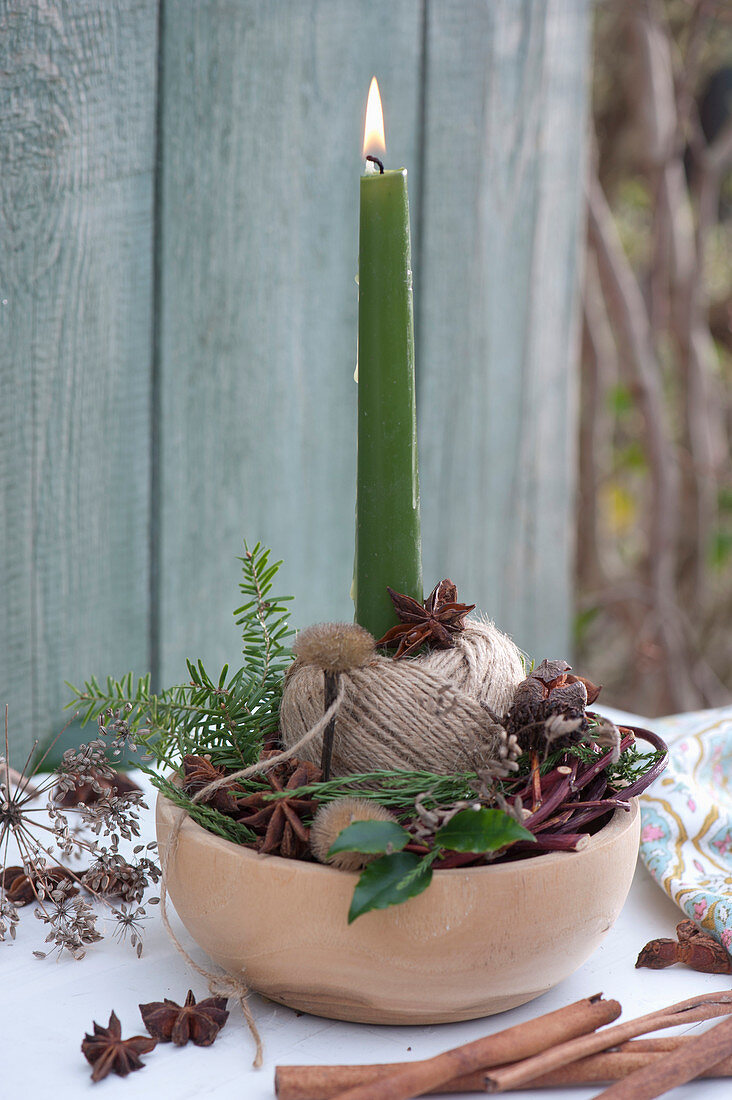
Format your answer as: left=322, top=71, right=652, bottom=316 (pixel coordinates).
left=418, top=0, right=591, bottom=662
left=0, top=1, right=157, bottom=757
left=156, top=0, right=423, bottom=685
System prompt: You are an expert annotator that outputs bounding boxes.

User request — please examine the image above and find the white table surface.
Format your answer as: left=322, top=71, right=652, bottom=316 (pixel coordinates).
left=3, top=718, right=730, bottom=1100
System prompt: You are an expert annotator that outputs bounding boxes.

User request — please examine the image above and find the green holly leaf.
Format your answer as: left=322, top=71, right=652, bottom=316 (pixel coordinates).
left=328, top=819, right=411, bottom=857
left=348, top=852, right=432, bottom=923
left=435, top=807, right=535, bottom=853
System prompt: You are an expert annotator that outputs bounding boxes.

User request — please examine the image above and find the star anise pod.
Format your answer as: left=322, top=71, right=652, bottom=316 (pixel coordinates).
left=57, top=768, right=141, bottom=807
left=376, top=579, right=476, bottom=659
left=504, top=659, right=602, bottom=752
left=236, top=754, right=322, bottom=858
left=139, top=989, right=229, bottom=1046
left=81, top=1011, right=156, bottom=1082
left=0, top=865, right=78, bottom=907
left=181, top=754, right=240, bottom=815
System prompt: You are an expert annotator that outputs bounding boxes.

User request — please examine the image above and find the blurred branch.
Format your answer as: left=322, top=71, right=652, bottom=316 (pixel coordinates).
left=586, top=173, right=675, bottom=573
left=586, top=168, right=697, bottom=710
left=704, top=112, right=732, bottom=172
left=579, top=254, right=616, bottom=589
left=579, top=0, right=732, bottom=714
left=631, top=2, right=723, bottom=602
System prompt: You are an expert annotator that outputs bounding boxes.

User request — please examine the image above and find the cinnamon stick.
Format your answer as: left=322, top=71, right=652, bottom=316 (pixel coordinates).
left=274, top=1041, right=732, bottom=1100
left=535, top=1046, right=732, bottom=1088
left=592, top=1012, right=732, bottom=1100
left=277, top=995, right=620, bottom=1100
left=618, top=1038, right=686, bottom=1051
left=485, top=989, right=732, bottom=1092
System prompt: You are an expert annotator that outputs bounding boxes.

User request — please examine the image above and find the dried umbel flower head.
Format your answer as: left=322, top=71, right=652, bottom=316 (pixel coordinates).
left=310, top=798, right=397, bottom=871
left=293, top=623, right=375, bottom=673
left=411, top=792, right=479, bottom=845
left=482, top=725, right=521, bottom=779
left=1, top=707, right=160, bottom=961
left=591, top=716, right=622, bottom=765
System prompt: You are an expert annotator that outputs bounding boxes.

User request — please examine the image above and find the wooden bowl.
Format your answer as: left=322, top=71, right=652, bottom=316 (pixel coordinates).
left=156, top=792, right=640, bottom=1024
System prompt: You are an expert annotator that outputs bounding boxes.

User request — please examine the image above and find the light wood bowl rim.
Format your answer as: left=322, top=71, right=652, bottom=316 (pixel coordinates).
left=157, top=787, right=640, bottom=882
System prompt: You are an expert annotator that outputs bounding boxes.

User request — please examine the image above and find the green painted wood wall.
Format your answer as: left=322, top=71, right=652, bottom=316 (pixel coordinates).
left=1, top=0, right=591, bottom=758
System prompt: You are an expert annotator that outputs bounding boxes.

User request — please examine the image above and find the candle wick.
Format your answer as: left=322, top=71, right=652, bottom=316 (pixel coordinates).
left=366, top=155, right=384, bottom=174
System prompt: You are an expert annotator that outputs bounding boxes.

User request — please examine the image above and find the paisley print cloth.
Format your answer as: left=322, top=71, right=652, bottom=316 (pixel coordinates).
left=635, top=705, right=732, bottom=951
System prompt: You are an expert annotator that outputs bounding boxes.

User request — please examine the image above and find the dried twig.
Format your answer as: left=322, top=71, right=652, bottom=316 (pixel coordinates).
left=587, top=168, right=696, bottom=711
left=579, top=2, right=732, bottom=713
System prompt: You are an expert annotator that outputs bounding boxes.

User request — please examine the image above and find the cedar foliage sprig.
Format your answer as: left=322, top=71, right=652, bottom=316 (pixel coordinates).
left=532, top=736, right=664, bottom=789
left=228, top=744, right=663, bottom=816
left=244, top=769, right=480, bottom=818
left=66, top=543, right=293, bottom=772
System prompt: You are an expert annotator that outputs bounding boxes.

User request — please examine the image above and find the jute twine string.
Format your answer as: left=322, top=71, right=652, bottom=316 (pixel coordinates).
left=281, top=619, right=524, bottom=777
left=157, top=682, right=346, bottom=1068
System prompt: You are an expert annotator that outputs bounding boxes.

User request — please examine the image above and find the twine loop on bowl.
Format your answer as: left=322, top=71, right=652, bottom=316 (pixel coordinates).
left=157, top=682, right=345, bottom=1067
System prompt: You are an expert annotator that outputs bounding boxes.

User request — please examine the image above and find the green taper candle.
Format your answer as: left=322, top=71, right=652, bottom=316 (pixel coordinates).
left=355, top=78, right=423, bottom=640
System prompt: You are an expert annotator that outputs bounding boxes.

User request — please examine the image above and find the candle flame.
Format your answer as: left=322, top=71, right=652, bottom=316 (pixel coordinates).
left=362, top=76, right=386, bottom=160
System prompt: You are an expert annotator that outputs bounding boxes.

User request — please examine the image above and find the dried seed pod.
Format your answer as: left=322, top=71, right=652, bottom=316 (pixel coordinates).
left=636, top=937, right=680, bottom=969
left=293, top=623, right=376, bottom=672
left=636, top=921, right=732, bottom=975
left=81, top=1011, right=156, bottom=1082
left=310, top=798, right=398, bottom=871
left=139, top=989, right=229, bottom=1046
left=504, top=658, right=593, bottom=753
left=376, top=580, right=475, bottom=659
left=592, top=717, right=622, bottom=764
left=0, top=865, right=77, bottom=907
left=676, top=920, right=732, bottom=974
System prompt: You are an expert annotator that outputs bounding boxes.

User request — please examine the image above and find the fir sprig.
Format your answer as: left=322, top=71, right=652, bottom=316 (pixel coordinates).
left=66, top=543, right=294, bottom=772
left=147, top=772, right=259, bottom=846
left=235, top=541, right=294, bottom=683
left=67, top=663, right=270, bottom=773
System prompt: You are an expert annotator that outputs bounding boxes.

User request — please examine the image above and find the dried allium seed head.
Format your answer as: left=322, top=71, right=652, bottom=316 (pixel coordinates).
left=592, top=717, right=622, bottom=764
left=293, top=623, right=375, bottom=673
left=310, top=798, right=397, bottom=871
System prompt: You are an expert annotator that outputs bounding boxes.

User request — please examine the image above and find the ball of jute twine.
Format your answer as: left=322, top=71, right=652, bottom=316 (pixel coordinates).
left=280, top=618, right=525, bottom=776
left=157, top=683, right=345, bottom=1068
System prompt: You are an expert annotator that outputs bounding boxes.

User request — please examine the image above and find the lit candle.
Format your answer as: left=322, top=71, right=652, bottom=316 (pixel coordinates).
left=355, top=77, right=423, bottom=641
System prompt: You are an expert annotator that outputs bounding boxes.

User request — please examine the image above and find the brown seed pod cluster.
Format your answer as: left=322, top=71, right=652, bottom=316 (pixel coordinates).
left=636, top=920, right=732, bottom=974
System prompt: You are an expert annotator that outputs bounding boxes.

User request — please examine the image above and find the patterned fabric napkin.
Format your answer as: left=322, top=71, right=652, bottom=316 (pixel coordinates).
left=631, top=704, right=732, bottom=950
